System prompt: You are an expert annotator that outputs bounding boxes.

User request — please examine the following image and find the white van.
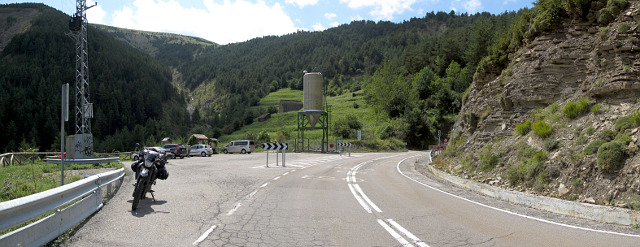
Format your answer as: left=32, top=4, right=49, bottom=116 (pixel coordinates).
left=222, top=140, right=255, bottom=154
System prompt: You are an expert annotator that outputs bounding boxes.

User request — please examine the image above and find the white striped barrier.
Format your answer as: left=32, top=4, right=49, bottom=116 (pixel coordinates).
left=338, top=142, right=352, bottom=157
left=263, top=143, right=288, bottom=168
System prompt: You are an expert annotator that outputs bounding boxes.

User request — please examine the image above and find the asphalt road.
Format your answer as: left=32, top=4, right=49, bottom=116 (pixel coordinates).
left=65, top=151, right=640, bottom=246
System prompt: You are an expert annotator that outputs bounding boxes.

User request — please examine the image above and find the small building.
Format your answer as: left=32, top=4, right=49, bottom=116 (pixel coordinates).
left=279, top=100, right=303, bottom=113
left=161, top=137, right=173, bottom=144
left=192, top=134, right=209, bottom=144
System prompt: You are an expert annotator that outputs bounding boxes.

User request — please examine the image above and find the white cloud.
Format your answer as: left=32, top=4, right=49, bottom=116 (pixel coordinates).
left=350, top=15, right=364, bottom=21
left=110, top=0, right=298, bottom=44
left=312, top=23, right=326, bottom=31
left=285, top=0, right=319, bottom=8
left=463, top=0, right=482, bottom=13
left=330, top=22, right=339, bottom=27
left=339, top=0, right=418, bottom=20
left=324, top=13, right=337, bottom=20
left=86, top=0, right=107, bottom=24
left=451, top=0, right=483, bottom=14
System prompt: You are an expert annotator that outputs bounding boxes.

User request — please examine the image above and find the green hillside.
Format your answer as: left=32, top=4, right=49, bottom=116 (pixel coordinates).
left=0, top=2, right=529, bottom=152
left=0, top=3, right=190, bottom=152
left=218, top=88, right=389, bottom=151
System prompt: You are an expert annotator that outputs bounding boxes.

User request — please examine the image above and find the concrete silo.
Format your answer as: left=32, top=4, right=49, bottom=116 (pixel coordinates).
left=296, top=72, right=330, bottom=153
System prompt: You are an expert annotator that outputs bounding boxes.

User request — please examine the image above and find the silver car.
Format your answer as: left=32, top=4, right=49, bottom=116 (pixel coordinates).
left=189, top=144, right=212, bottom=157
left=222, top=140, right=255, bottom=154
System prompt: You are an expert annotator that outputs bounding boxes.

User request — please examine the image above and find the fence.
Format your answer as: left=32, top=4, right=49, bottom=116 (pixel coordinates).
left=0, top=168, right=125, bottom=246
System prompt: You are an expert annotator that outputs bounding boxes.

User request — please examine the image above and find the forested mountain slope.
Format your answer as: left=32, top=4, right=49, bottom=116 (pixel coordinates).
left=173, top=11, right=522, bottom=142
left=1, top=2, right=524, bottom=152
left=0, top=3, right=190, bottom=152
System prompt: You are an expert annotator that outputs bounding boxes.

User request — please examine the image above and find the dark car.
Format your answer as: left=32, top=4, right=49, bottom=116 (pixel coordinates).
left=162, top=144, right=187, bottom=159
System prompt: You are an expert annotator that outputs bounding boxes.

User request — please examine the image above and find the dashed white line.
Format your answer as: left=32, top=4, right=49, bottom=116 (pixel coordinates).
left=227, top=203, right=242, bottom=216
left=273, top=176, right=280, bottom=181
left=260, top=182, right=269, bottom=188
left=192, top=224, right=217, bottom=245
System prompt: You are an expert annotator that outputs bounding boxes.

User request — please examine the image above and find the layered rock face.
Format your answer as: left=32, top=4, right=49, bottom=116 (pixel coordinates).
left=451, top=3, right=640, bottom=205
left=458, top=9, right=640, bottom=147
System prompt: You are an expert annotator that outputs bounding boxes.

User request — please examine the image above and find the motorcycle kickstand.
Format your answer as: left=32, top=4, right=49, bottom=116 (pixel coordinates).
left=150, top=190, right=156, bottom=201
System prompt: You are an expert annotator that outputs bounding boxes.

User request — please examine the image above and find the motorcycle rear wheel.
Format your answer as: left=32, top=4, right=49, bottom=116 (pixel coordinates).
left=132, top=177, right=146, bottom=211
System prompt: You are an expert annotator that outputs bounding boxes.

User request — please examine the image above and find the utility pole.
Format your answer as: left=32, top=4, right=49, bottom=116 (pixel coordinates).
left=68, top=0, right=96, bottom=159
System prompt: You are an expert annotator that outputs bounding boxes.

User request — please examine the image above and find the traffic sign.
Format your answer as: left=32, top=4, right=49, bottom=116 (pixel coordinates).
left=262, top=143, right=288, bottom=150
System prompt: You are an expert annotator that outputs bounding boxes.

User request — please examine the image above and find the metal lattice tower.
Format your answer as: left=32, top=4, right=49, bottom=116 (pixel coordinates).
left=68, top=0, right=96, bottom=158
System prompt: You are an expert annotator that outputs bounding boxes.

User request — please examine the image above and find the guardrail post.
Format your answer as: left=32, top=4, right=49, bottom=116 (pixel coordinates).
left=283, top=148, right=286, bottom=168
left=266, top=150, right=269, bottom=168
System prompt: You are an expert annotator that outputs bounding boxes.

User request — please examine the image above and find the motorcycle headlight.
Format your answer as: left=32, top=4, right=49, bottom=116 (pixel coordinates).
left=144, top=159, right=153, bottom=168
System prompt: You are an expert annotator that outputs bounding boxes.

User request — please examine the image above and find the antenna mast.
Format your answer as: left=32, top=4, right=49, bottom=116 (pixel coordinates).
left=68, top=0, right=96, bottom=158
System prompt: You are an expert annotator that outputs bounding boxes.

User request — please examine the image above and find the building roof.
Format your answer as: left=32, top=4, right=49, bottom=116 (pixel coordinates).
left=192, top=134, right=208, bottom=140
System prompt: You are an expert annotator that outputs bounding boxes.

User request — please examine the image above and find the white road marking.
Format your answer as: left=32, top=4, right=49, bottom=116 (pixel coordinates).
left=248, top=190, right=258, bottom=198
left=353, top=184, right=382, bottom=213
left=348, top=183, right=372, bottom=213
left=227, top=203, right=242, bottom=216
left=377, top=219, right=413, bottom=247
left=273, top=176, right=280, bottom=181
left=388, top=219, right=430, bottom=247
left=192, top=224, right=217, bottom=245
left=396, top=155, right=640, bottom=238
left=260, top=182, right=269, bottom=188
left=347, top=155, right=428, bottom=246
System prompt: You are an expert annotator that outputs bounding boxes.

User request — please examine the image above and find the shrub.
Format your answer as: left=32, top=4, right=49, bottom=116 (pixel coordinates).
left=584, top=139, right=606, bottom=155
left=600, top=129, right=616, bottom=141
left=544, top=138, right=559, bottom=151
left=478, top=144, right=499, bottom=172
left=515, top=120, right=532, bottom=136
left=597, top=141, right=626, bottom=173
left=563, top=98, right=590, bottom=119
left=615, top=115, right=635, bottom=132
left=532, top=120, right=553, bottom=138
left=619, top=23, right=631, bottom=34
left=599, top=27, right=609, bottom=41
left=506, top=163, right=526, bottom=185
left=333, top=114, right=362, bottom=138
left=591, top=105, right=601, bottom=114
left=586, top=126, right=595, bottom=136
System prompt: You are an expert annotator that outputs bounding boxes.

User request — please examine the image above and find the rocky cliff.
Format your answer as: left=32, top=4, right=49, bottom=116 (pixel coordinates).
left=444, top=1, right=640, bottom=209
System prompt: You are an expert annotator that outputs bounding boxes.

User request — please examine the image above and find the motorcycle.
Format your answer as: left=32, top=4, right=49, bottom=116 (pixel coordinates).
left=131, top=143, right=169, bottom=211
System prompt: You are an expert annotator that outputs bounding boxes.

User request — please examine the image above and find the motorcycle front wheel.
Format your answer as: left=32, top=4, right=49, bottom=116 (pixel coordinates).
left=132, top=176, right=147, bottom=211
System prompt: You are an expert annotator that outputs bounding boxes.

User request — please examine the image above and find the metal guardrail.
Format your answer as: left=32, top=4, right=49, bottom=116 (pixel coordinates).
left=1, top=152, right=131, bottom=167
left=46, top=156, right=121, bottom=164
left=0, top=168, right=125, bottom=246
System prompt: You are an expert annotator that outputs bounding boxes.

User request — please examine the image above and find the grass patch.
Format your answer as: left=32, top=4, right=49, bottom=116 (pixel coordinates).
left=478, top=144, right=499, bottom=172
left=1, top=161, right=123, bottom=202
left=515, top=120, right=532, bottom=136
left=563, top=98, right=591, bottom=119
left=221, top=89, right=373, bottom=147
left=532, top=120, right=553, bottom=138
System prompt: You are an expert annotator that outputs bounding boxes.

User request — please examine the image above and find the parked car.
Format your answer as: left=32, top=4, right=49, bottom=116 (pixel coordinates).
left=222, top=140, right=255, bottom=154
left=190, top=144, right=212, bottom=157
left=162, top=143, right=187, bottom=159
left=131, top=147, right=166, bottom=160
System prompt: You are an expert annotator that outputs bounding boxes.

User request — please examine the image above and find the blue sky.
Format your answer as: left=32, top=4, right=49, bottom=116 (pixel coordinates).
left=14, top=0, right=533, bottom=44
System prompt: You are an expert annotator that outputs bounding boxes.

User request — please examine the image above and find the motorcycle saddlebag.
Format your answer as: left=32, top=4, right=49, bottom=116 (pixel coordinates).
left=157, top=166, right=169, bottom=180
